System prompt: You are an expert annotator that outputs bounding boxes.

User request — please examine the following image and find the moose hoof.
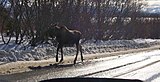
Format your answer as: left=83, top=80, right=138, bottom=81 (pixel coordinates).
left=81, top=59, right=84, bottom=62
left=59, top=59, right=63, bottom=63
left=74, top=61, right=76, bottom=64
left=56, top=58, right=58, bottom=62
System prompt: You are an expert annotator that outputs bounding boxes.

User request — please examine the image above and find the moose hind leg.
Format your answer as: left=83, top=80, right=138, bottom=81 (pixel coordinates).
left=59, top=47, right=63, bottom=63
left=74, top=44, right=79, bottom=64
left=80, top=45, right=83, bottom=62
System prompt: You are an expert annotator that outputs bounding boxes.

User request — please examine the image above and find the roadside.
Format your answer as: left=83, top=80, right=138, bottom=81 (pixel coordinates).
left=0, top=44, right=160, bottom=75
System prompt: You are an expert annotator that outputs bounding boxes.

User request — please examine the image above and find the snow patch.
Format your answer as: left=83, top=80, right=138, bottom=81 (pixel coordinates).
left=0, top=38, right=160, bottom=63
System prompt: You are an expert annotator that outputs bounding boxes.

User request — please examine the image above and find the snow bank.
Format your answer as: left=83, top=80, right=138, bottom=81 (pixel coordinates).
left=0, top=38, right=160, bottom=63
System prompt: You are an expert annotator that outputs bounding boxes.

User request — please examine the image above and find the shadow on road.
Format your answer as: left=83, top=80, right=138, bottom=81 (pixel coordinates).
left=40, top=78, right=143, bottom=82
left=28, top=63, right=77, bottom=70
left=145, top=72, right=160, bottom=82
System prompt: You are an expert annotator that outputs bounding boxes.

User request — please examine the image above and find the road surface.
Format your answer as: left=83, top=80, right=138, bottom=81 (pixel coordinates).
left=1, top=49, right=160, bottom=82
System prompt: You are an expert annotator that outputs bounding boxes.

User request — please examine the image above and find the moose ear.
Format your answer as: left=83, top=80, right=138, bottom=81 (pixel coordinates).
left=54, top=23, right=59, bottom=26
left=50, top=23, right=54, bottom=27
left=50, top=23, right=58, bottom=27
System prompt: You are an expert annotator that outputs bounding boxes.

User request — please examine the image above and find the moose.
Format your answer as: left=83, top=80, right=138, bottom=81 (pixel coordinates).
left=48, top=24, right=83, bottom=64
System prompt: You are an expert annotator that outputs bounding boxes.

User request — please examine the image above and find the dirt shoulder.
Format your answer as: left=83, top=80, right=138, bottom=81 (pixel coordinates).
left=0, top=45, right=160, bottom=75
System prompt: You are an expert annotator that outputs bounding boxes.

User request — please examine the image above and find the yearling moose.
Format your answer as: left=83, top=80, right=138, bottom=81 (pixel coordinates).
left=48, top=24, right=83, bottom=64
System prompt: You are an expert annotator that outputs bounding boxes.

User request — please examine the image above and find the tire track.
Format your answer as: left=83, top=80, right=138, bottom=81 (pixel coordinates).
left=76, top=57, right=150, bottom=77
left=77, top=50, right=160, bottom=78
left=112, top=59, right=160, bottom=77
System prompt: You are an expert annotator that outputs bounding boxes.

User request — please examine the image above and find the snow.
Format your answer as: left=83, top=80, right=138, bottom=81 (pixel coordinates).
left=0, top=36, right=160, bottom=64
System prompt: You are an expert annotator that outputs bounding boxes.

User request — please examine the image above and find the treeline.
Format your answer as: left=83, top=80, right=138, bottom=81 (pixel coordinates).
left=0, top=0, right=160, bottom=45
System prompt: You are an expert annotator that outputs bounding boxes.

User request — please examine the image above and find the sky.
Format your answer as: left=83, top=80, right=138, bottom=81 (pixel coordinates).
left=143, top=0, right=160, bottom=13
left=145, top=0, right=160, bottom=7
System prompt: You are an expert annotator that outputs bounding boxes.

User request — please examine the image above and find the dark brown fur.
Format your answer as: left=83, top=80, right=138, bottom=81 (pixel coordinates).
left=48, top=24, right=83, bottom=64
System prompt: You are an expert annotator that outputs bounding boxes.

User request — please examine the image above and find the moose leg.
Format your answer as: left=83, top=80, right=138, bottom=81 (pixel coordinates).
left=59, top=47, right=63, bottom=63
left=74, top=44, right=79, bottom=64
left=56, top=44, right=60, bottom=62
left=79, top=45, right=83, bottom=62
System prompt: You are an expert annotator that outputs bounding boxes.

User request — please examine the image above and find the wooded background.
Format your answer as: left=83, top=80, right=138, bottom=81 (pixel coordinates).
left=0, top=0, right=160, bottom=44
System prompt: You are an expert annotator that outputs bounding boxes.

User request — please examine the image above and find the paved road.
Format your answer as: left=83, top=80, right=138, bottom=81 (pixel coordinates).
left=1, top=49, right=160, bottom=82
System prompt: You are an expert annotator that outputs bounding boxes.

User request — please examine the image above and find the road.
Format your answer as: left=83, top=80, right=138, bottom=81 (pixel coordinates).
left=1, top=49, right=160, bottom=82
